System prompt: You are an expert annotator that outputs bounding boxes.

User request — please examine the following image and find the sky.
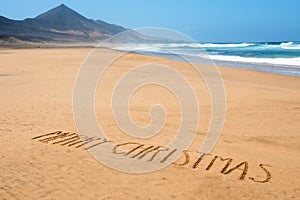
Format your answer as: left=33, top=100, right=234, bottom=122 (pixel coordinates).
left=1, top=0, right=300, bottom=42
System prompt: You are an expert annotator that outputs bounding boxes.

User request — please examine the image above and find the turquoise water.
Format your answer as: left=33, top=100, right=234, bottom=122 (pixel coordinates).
left=115, top=42, right=300, bottom=76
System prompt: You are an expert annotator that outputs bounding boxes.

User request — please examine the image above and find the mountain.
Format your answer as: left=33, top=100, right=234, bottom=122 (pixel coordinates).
left=0, top=4, right=128, bottom=44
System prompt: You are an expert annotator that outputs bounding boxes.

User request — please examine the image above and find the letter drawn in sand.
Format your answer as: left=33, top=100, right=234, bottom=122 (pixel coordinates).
left=75, top=137, right=102, bottom=148
left=52, top=133, right=78, bottom=145
left=112, top=142, right=143, bottom=155
left=160, top=149, right=177, bottom=163
left=192, top=153, right=207, bottom=169
left=60, top=135, right=81, bottom=146
left=219, top=157, right=233, bottom=173
left=148, top=146, right=169, bottom=162
left=131, top=145, right=155, bottom=158
left=38, top=131, right=74, bottom=143
left=31, top=131, right=62, bottom=140
left=205, top=156, right=219, bottom=170
left=249, top=164, right=272, bottom=183
left=173, top=150, right=191, bottom=166
left=223, top=161, right=249, bottom=180
left=85, top=138, right=112, bottom=150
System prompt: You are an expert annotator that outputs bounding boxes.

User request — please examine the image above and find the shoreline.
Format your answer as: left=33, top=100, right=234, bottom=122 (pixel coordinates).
left=1, top=44, right=299, bottom=77
left=133, top=50, right=300, bottom=77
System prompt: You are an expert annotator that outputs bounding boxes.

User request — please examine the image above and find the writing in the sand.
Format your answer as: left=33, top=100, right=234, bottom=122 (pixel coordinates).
left=32, top=131, right=272, bottom=183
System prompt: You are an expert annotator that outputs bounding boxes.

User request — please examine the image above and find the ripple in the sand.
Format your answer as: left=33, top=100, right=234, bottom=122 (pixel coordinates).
left=0, top=74, right=10, bottom=77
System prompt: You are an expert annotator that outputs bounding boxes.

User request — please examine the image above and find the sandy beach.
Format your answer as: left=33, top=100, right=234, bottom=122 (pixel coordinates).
left=0, top=47, right=299, bottom=199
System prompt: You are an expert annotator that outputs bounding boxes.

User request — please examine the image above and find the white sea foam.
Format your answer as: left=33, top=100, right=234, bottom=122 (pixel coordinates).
left=114, top=43, right=254, bottom=50
left=199, top=43, right=253, bottom=48
left=113, top=44, right=162, bottom=53
left=157, top=43, right=202, bottom=48
left=280, top=42, right=300, bottom=50
left=157, top=43, right=254, bottom=48
left=209, top=55, right=300, bottom=67
left=112, top=42, right=300, bottom=70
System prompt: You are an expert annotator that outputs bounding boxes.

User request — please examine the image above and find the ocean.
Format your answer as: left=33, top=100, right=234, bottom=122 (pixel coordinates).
left=113, top=41, right=300, bottom=77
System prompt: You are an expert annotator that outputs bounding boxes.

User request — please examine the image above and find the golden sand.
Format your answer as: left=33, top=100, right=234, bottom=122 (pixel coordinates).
left=0, top=48, right=299, bottom=199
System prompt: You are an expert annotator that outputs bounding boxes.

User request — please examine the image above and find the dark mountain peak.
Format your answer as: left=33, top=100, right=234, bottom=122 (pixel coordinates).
left=53, top=3, right=70, bottom=11
left=0, top=4, right=130, bottom=44
left=32, top=4, right=91, bottom=31
left=58, top=3, right=67, bottom=8
left=35, top=3, right=86, bottom=21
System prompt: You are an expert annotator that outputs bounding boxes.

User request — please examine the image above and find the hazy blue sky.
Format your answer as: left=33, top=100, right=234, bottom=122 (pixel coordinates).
left=1, top=0, right=299, bottom=42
